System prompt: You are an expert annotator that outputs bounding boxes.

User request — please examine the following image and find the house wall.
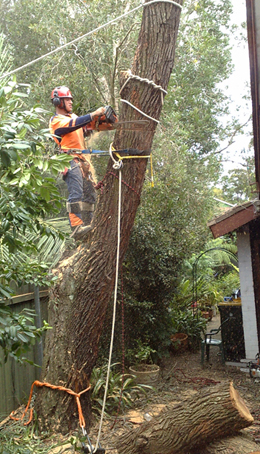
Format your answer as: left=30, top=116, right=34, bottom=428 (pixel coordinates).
left=237, top=226, right=259, bottom=358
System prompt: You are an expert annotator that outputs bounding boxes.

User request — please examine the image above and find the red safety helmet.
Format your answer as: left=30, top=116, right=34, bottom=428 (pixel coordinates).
left=51, top=86, right=73, bottom=107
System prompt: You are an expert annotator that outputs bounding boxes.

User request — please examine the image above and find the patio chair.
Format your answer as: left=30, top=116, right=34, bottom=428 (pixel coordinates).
left=201, top=318, right=230, bottom=365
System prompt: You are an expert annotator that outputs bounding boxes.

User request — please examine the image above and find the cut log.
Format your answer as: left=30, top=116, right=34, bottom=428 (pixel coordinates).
left=189, top=432, right=260, bottom=454
left=116, top=382, right=254, bottom=454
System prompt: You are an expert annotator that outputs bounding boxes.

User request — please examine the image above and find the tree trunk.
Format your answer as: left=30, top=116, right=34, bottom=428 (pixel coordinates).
left=189, top=433, right=260, bottom=454
left=116, top=382, right=254, bottom=454
left=35, top=0, right=183, bottom=434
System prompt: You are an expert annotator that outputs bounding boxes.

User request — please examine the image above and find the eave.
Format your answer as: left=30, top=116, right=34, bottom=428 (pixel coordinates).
left=208, top=200, right=260, bottom=238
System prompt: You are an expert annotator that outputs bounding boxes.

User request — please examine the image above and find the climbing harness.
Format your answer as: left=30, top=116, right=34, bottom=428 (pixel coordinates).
left=64, top=146, right=154, bottom=187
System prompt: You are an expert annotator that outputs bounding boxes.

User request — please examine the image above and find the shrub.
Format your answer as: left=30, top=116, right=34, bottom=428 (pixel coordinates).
left=90, top=362, right=151, bottom=416
left=170, top=309, right=207, bottom=351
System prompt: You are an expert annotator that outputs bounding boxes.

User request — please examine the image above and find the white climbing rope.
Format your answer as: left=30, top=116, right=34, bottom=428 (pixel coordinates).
left=121, top=99, right=160, bottom=124
left=0, top=0, right=182, bottom=80
left=119, top=69, right=168, bottom=96
left=119, top=69, right=168, bottom=123
left=94, top=153, right=123, bottom=452
left=109, top=143, right=124, bottom=170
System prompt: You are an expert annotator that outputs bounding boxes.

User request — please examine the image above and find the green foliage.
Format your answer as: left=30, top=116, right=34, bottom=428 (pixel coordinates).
left=168, top=0, right=237, bottom=156
left=213, top=271, right=240, bottom=299
left=90, top=362, right=150, bottom=416
left=120, top=149, right=217, bottom=360
left=123, top=141, right=217, bottom=305
left=0, top=0, right=141, bottom=109
left=0, top=37, right=72, bottom=363
left=126, top=340, right=156, bottom=365
left=0, top=77, right=71, bottom=299
left=170, top=309, right=207, bottom=351
left=172, top=237, right=239, bottom=307
left=220, top=152, right=255, bottom=204
left=0, top=306, right=51, bottom=364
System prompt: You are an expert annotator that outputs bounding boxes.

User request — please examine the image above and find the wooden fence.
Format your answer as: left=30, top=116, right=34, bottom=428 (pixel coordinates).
left=0, top=285, right=49, bottom=421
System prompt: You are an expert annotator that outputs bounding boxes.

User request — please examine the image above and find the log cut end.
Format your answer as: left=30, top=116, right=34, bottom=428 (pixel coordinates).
left=230, top=381, right=254, bottom=424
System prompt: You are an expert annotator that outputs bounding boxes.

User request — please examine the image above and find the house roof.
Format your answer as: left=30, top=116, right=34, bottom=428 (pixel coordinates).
left=208, top=200, right=260, bottom=238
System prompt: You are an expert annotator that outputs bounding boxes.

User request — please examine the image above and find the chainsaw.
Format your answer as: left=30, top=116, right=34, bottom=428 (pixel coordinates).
left=248, top=353, right=260, bottom=378
left=84, top=105, right=150, bottom=135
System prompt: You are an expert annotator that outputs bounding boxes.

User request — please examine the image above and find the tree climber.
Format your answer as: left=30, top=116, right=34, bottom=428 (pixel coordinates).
left=49, top=86, right=106, bottom=240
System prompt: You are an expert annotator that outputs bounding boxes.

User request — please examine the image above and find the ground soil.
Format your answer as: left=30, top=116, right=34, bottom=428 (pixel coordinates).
left=95, top=315, right=260, bottom=454
left=3, top=315, right=260, bottom=453
left=96, top=354, right=260, bottom=454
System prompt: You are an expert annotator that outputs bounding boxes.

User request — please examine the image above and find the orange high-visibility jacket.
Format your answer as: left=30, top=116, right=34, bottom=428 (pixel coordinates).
left=49, top=112, right=92, bottom=150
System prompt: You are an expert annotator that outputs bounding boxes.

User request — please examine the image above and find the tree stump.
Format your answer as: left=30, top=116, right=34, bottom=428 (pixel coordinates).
left=116, top=382, right=254, bottom=454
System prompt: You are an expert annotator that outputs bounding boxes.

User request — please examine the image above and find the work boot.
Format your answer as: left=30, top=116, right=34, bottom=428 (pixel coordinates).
left=70, top=224, right=93, bottom=240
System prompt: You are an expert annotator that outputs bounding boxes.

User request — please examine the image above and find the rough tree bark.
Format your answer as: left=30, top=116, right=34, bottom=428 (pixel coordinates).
left=189, top=433, right=260, bottom=454
left=35, top=0, right=183, bottom=434
left=116, top=382, right=254, bottom=454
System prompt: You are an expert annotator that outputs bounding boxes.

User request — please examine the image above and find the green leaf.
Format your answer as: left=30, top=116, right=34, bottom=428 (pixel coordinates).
left=10, top=143, right=30, bottom=150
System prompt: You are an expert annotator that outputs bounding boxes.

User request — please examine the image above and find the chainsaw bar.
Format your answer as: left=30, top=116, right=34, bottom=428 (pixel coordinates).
left=87, top=120, right=151, bottom=132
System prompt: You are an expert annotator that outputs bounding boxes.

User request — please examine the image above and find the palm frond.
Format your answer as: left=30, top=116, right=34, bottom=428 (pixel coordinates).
left=0, top=217, right=71, bottom=271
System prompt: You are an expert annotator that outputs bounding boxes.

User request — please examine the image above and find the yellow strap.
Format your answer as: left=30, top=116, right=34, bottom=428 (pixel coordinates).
left=111, top=145, right=154, bottom=187
left=114, top=152, right=149, bottom=161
